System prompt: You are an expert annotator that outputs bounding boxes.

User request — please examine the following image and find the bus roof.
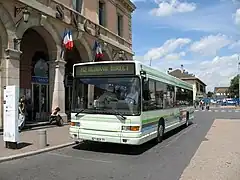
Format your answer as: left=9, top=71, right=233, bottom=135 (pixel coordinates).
left=73, top=60, right=193, bottom=90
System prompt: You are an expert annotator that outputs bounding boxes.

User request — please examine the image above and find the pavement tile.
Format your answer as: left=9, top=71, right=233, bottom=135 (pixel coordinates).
left=180, top=119, right=240, bottom=180
left=0, top=125, right=72, bottom=158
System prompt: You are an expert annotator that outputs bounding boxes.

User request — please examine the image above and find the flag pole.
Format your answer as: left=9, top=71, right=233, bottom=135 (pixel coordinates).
left=60, top=28, right=67, bottom=59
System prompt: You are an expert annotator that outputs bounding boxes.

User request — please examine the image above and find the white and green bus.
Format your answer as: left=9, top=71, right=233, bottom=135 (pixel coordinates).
left=69, top=61, right=194, bottom=145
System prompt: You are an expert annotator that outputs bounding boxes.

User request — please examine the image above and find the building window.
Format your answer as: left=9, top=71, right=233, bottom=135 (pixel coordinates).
left=196, top=82, right=199, bottom=91
left=117, top=13, right=123, bottom=37
left=72, top=0, right=83, bottom=13
left=99, top=1, right=105, bottom=26
left=200, top=84, right=204, bottom=93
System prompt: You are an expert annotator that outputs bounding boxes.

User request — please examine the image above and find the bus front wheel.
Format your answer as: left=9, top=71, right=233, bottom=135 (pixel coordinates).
left=156, top=121, right=164, bottom=143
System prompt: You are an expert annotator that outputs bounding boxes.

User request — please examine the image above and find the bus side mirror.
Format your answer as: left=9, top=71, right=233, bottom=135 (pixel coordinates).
left=141, top=76, right=148, bottom=82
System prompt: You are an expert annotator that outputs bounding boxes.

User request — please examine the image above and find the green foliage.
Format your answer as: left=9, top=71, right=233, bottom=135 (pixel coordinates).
left=228, top=75, right=239, bottom=98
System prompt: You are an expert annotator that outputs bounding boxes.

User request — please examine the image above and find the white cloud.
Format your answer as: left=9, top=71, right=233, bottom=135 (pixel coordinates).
left=147, top=54, right=239, bottom=91
left=189, top=54, right=239, bottom=91
left=144, top=38, right=191, bottom=60
left=234, top=8, right=240, bottom=25
left=148, top=2, right=239, bottom=36
left=164, top=51, right=186, bottom=60
left=189, top=34, right=232, bottom=56
left=150, top=0, right=197, bottom=17
left=229, top=40, right=240, bottom=50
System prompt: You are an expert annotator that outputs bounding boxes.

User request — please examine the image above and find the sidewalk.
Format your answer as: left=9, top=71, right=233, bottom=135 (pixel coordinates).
left=180, top=119, right=240, bottom=180
left=0, top=125, right=74, bottom=161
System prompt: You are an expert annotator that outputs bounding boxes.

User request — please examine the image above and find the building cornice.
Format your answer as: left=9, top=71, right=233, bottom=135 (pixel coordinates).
left=14, top=0, right=133, bottom=55
left=180, top=77, right=207, bottom=87
left=117, top=0, right=136, bottom=13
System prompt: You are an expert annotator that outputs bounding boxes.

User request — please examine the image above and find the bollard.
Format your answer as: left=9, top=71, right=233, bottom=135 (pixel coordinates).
left=37, top=129, right=48, bottom=148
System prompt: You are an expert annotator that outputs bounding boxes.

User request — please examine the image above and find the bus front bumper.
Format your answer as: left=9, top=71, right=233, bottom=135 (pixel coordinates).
left=69, top=127, right=144, bottom=145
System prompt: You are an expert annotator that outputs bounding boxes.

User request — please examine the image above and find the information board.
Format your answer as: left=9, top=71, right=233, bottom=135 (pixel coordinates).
left=3, top=85, right=19, bottom=143
left=74, top=63, right=135, bottom=76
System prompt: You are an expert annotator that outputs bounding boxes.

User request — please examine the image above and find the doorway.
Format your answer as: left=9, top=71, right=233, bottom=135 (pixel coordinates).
left=32, top=83, right=49, bottom=121
left=65, top=86, right=72, bottom=114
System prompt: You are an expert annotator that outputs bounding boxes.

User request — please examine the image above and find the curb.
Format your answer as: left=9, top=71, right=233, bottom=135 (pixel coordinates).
left=0, top=123, right=70, bottom=135
left=0, top=141, right=76, bottom=163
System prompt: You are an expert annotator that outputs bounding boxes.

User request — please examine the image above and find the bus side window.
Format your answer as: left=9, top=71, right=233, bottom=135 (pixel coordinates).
left=142, top=79, right=150, bottom=111
left=142, top=80, right=150, bottom=101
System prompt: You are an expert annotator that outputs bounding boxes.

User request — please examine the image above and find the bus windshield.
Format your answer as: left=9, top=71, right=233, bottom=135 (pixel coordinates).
left=72, top=77, right=141, bottom=116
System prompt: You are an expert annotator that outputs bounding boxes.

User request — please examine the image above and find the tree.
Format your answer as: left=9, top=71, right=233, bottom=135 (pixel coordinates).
left=228, top=75, right=239, bottom=98
left=207, top=91, right=214, bottom=98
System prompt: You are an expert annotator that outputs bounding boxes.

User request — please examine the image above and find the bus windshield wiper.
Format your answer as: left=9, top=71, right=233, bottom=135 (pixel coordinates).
left=75, top=109, right=86, bottom=117
left=111, top=107, right=126, bottom=120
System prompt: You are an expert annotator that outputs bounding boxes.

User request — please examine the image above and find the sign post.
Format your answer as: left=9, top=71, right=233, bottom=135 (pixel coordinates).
left=3, top=85, right=20, bottom=149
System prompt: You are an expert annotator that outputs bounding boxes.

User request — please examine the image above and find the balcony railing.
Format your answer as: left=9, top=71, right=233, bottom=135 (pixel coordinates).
left=16, top=0, right=133, bottom=53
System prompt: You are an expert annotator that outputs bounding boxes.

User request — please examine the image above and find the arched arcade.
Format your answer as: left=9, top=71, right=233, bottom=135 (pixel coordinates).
left=19, top=26, right=57, bottom=121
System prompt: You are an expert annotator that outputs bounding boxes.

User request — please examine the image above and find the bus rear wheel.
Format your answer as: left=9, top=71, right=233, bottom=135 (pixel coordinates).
left=156, top=122, right=164, bottom=143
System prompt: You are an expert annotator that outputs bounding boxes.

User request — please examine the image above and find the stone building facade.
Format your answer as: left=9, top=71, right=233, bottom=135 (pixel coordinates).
left=168, top=69, right=207, bottom=101
left=0, top=0, right=136, bottom=128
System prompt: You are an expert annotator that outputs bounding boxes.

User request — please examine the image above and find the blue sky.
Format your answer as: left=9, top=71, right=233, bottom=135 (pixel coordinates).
left=131, top=0, right=240, bottom=91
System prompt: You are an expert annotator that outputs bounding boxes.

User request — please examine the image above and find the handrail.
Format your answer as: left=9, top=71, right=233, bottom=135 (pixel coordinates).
left=52, top=0, right=132, bottom=49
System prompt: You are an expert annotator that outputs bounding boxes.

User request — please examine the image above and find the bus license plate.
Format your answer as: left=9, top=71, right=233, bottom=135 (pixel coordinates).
left=92, top=137, right=105, bottom=142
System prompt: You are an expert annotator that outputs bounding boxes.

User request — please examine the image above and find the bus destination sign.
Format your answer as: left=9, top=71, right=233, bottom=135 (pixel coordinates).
left=74, top=63, right=135, bottom=76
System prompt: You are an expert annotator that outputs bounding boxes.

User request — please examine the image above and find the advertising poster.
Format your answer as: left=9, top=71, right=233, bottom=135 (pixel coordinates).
left=179, top=110, right=187, bottom=121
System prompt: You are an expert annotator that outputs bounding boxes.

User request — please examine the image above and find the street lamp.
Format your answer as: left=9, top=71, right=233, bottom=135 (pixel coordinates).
left=118, top=50, right=124, bottom=59
left=13, top=38, right=22, bottom=50
left=14, top=6, right=30, bottom=25
left=112, top=49, right=125, bottom=60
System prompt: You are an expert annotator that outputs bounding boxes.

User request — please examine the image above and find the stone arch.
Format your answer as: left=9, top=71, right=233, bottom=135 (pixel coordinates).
left=16, top=14, right=61, bottom=60
left=74, top=36, right=93, bottom=62
left=0, top=4, right=16, bottom=55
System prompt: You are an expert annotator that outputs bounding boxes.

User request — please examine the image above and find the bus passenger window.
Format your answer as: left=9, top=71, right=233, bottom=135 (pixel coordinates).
left=142, top=80, right=150, bottom=101
left=142, top=79, right=157, bottom=111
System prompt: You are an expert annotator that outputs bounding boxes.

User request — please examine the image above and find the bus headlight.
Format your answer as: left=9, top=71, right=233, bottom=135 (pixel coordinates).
left=122, top=126, right=140, bottom=131
left=70, top=122, right=80, bottom=126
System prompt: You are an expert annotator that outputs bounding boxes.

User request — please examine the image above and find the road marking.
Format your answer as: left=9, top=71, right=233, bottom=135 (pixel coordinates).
left=48, top=152, right=112, bottom=163
left=164, top=123, right=197, bottom=148
left=195, top=109, right=240, bottom=113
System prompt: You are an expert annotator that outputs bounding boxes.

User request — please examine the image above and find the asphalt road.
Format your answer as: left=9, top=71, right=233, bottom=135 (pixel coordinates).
left=0, top=110, right=239, bottom=180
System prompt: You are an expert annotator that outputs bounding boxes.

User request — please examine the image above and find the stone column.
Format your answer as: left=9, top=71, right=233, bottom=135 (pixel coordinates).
left=4, top=48, right=22, bottom=86
left=48, top=61, right=55, bottom=113
left=49, top=60, right=67, bottom=122
left=0, top=48, right=21, bottom=129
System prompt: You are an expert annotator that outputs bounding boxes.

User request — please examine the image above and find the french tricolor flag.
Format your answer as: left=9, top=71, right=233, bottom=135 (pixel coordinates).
left=93, top=41, right=103, bottom=61
left=63, top=29, right=73, bottom=50
left=60, top=29, right=73, bottom=59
